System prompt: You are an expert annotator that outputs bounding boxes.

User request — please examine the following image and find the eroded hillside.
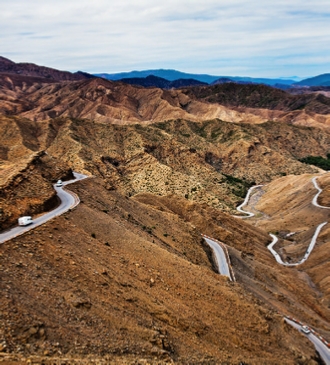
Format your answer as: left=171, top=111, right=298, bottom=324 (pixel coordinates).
left=244, top=174, right=330, bottom=322
left=0, top=177, right=322, bottom=364
left=2, top=72, right=330, bottom=130
left=1, top=68, right=330, bottom=364
left=183, top=83, right=330, bottom=130
left=2, top=115, right=327, bottom=230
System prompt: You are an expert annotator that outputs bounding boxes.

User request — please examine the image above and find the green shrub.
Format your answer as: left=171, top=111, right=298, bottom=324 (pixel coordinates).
left=221, top=173, right=254, bottom=198
left=299, top=155, right=330, bottom=170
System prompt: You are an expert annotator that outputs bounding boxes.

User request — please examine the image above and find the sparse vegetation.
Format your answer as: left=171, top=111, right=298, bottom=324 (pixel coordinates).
left=2, top=66, right=330, bottom=364
left=142, top=225, right=153, bottom=234
left=299, top=154, right=330, bottom=170
left=221, top=173, right=254, bottom=198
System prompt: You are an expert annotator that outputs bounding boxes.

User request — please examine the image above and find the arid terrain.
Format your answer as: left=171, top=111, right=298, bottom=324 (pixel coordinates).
left=0, top=57, right=330, bottom=364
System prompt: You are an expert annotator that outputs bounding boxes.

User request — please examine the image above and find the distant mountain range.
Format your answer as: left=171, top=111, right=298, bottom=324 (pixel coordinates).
left=95, top=69, right=298, bottom=87
left=95, top=69, right=219, bottom=83
left=0, top=55, right=329, bottom=89
left=115, top=75, right=208, bottom=89
left=95, top=69, right=330, bottom=89
left=294, top=73, right=330, bottom=87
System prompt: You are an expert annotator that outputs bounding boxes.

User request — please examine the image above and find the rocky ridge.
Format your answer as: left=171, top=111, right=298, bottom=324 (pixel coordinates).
left=2, top=115, right=328, bottom=230
left=1, top=71, right=330, bottom=131
left=0, top=56, right=93, bottom=81
left=1, top=59, right=330, bottom=363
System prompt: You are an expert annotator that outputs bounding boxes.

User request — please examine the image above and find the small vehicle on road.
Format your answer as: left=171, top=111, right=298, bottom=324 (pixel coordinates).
left=18, top=216, right=33, bottom=226
left=301, top=325, right=311, bottom=334
left=55, top=180, right=63, bottom=187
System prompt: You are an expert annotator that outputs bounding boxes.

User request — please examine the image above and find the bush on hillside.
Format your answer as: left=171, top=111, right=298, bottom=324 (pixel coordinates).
left=299, top=155, right=330, bottom=170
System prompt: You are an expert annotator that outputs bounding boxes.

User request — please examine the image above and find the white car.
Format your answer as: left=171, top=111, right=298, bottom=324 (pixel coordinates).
left=301, top=325, right=311, bottom=334
left=18, top=216, right=33, bottom=226
left=55, top=180, right=63, bottom=187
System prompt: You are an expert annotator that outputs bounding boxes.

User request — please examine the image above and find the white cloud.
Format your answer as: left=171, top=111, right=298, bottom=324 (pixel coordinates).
left=1, top=0, right=330, bottom=77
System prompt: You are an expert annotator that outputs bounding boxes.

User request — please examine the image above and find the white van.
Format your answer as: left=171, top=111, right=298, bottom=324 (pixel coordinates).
left=55, top=180, right=63, bottom=187
left=18, top=216, right=33, bottom=226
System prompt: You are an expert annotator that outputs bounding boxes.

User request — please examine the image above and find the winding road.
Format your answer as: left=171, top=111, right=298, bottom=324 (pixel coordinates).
left=234, top=175, right=329, bottom=266
left=235, top=185, right=264, bottom=218
left=266, top=175, right=328, bottom=266
left=202, top=235, right=234, bottom=281
left=0, top=172, right=88, bottom=244
left=1, top=170, right=329, bottom=360
left=236, top=174, right=330, bottom=363
left=200, top=184, right=244, bottom=281
left=312, top=176, right=330, bottom=209
left=285, top=318, right=330, bottom=364
left=267, top=222, right=328, bottom=266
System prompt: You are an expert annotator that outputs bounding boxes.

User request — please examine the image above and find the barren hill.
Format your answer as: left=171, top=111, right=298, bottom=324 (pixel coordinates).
left=183, top=83, right=330, bottom=130
left=0, top=76, right=263, bottom=124
left=183, top=83, right=330, bottom=114
left=0, top=56, right=93, bottom=81
left=1, top=72, right=330, bottom=130
left=1, top=177, right=321, bottom=364
left=1, top=61, right=330, bottom=363
left=2, top=115, right=328, bottom=231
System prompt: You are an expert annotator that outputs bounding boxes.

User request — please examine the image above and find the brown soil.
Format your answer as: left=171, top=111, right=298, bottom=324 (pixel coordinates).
left=241, top=174, right=330, bottom=331
left=0, top=178, right=321, bottom=364
left=1, top=72, right=330, bottom=130
left=0, top=150, right=73, bottom=231
left=1, top=67, right=330, bottom=364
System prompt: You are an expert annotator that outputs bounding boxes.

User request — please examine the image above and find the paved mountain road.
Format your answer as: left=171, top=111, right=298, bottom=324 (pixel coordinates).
left=267, top=222, right=328, bottom=266
left=285, top=318, right=330, bottom=364
left=0, top=172, right=88, bottom=244
left=203, top=236, right=233, bottom=280
left=312, top=175, right=330, bottom=209
left=266, top=175, right=328, bottom=266
left=236, top=174, right=330, bottom=363
left=235, top=185, right=263, bottom=218
left=234, top=175, right=329, bottom=266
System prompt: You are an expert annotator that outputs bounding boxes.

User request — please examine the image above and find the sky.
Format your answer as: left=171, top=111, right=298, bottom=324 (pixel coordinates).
left=1, top=0, right=330, bottom=78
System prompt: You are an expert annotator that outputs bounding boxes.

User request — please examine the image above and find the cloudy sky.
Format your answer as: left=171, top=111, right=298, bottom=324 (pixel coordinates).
left=2, top=0, right=330, bottom=78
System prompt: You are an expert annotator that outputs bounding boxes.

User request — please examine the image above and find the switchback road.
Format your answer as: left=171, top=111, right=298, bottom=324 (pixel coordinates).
left=234, top=185, right=263, bottom=218
left=267, top=223, right=328, bottom=266
left=266, top=175, right=328, bottom=266
left=312, top=175, right=330, bottom=209
left=236, top=175, right=330, bottom=363
left=235, top=175, right=329, bottom=266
